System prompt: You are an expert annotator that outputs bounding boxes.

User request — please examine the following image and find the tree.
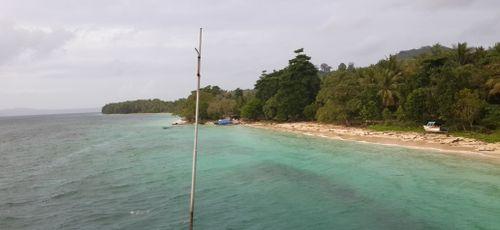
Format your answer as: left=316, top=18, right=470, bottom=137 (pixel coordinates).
left=376, top=68, right=401, bottom=108
left=179, top=90, right=214, bottom=121
left=320, top=63, right=332, bottom=73
left=233, top=88, right=244, bottom=100
left=263, top=96, right=278, bottom=120
left=456, top=42, right=471, bottom=65
left=255, top=70, right=281, bottom=101
left=316, top=70, right=362, bottom=125
left=241, top=98, right=264, bottom=120
left=454, top=89, right=485, bottom=130
left=347, top=62, right=355, bottom=72
left=485, top=77, right=500, bottom=103
left=258, top=49, right=320, bottom=121
left=207, top=98, right=237, bottom=119
left=303, top=103, right=319, bottom=121
left=316, top=102, right=347, bottom=124
left=382, top=108, right=393, bottom=121
left=101, top=99, right=175, bottom=114
left=103, top=42, right=500, bottom=134
left=338, top=63, right=347, bottom=71
left=395, top=105, right=405, bottom=121
left=405, top=88, right=431, bottom=122
left=360, top=101, right=379, bottom=122
left=479, top=104, right=500, bottom=129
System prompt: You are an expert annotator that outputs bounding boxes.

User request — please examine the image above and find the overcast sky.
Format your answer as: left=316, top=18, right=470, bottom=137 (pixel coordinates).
left=0, top=0, right=499, bottom=110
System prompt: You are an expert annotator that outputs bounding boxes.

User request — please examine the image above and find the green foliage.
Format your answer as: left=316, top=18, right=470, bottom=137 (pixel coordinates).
left=479, top=104, right=500, bottom=129
left=255, top=49, right=320, bottom=121
left=303, top=103, right=319, bottom=121
left=316, top=70, right=362, bottom=124
left=382, top=108, right=393, bottom=121
left=337, top=63, right=347, bottom=71
left=262, top=96, right=278, bottom=120
left=454, top=89, right=485, bottom=130
left=241, top=98, right=263, bottom=120
left=451, top=130, right=500, bottom=143
left=171, top=85, right=255, bottom=121
left=207, top=98, right=238, bottom=120
left=101, top=99, right=174, bottom=114
left=404, top=88, right=431, bottom=122
left=377, top=68, right=401, bottom=108
left=395, top=106, right=405, bottom=121
left=102, top=43, right=500, bottom=138
left=312, top=42, right=499, bottom=134
left=176, top=89, right=213, bottom=121
left=360, top=101, right=379, bottom=121
left=316, top=102, right=347, bottom=123
left=456, top=42, right=472, bottom=65
left=255, top=70, right=281, bottom=101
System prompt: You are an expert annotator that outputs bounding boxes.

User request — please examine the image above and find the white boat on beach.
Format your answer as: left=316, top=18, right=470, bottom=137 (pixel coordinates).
left=423, top=121, right=447, bottom=133
left=172, top=119, right=187, bottom=125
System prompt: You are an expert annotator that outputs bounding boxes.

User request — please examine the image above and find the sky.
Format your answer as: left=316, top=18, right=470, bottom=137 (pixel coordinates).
left=0, top=0, right=499, bottom=110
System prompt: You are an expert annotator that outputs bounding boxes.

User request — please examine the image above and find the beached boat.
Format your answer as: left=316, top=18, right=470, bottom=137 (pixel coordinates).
left=215, top=118, right=232, bottom=125
left=172, top=119, right=187, bottom=125
left=423, top=121, right=447, bottom=133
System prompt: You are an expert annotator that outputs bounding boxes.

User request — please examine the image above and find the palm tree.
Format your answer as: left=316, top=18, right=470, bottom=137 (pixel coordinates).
left=456, top=42, right=471, bottom=65
left=358, top=68, right=377, bottom=88
left=486, top=77, right=500, bottom=102
left=376, top=69, right=401, bottom=108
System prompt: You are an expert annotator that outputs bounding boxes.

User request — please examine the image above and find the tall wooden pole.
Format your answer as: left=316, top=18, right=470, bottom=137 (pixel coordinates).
left=189, top=28, right=202, bottom=230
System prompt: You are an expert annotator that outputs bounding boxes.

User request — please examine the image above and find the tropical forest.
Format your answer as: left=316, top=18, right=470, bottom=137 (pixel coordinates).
left=102, top=43, right=500, bottom=141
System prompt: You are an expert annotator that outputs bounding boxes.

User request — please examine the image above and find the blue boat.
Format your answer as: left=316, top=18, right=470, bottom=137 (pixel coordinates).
left=215, top=118, right=233, bottom=125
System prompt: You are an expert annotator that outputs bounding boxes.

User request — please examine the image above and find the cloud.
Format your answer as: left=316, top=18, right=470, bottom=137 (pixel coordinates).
left=0, top=0, right=499, bottom=109
left=419, top=0, right=476, bottom=9
left=0, top=21, right=73, bottom=65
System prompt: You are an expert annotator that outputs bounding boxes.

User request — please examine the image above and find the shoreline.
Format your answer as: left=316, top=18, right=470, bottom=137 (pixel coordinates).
left=244, top=122, right=500, bottom=160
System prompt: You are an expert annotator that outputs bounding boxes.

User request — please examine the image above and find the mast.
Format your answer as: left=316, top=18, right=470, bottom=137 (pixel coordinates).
left=189, top=27, right=202, bottom=230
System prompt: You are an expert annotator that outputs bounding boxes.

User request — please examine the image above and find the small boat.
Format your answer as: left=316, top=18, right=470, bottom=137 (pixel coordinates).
left=172, top=119, right=187, bottom=125
left=215, top=118, right=232, bottom=125
left=423, top=121, right=447, bottom=133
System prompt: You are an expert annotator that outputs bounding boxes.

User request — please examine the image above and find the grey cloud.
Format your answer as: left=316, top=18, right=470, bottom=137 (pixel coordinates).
left=0, top=21, right=73, bottom=64
left=389, top=0, right=479, bottom=10
left=0, top=0, right=499, bottom=109
left=419, top=0, right=476, bottom=9
left=460, top=15, right=500, bottom=43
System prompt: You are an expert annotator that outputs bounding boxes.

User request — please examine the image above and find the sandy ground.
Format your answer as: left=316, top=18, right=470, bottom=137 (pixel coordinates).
left=244, top=122, right=500, bottom=160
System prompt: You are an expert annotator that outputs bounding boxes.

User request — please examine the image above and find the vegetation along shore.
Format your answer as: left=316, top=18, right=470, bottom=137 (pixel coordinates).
left=102, top=43, right=500, bottom=153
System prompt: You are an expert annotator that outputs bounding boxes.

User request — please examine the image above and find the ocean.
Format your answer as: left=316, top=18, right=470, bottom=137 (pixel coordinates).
left=1, top=113, right=499, bottom=229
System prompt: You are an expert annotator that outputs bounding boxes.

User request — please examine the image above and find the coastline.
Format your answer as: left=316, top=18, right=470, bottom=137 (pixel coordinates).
left=244, top=122, right=500, bottom=159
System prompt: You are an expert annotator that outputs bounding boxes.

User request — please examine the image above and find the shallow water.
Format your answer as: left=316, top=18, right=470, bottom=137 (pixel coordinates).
left=1, top=113, right=499, bottom=229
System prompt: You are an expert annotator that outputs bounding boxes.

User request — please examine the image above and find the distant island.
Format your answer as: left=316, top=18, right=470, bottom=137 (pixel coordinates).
left=0, top=108, right=98, bottom=117
left=102, top=43, right=500, bottom=143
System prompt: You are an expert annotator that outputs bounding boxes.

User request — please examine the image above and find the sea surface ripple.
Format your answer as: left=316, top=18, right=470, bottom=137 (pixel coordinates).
left=1, top=113, right=499, bottom=229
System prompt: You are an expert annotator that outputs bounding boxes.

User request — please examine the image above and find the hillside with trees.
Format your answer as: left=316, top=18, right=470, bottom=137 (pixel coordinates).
left=103, top=42, right=500, bottom=140
left=311, top=43, right=499, bottom=132
left=240, top=43, right=499, bottom=134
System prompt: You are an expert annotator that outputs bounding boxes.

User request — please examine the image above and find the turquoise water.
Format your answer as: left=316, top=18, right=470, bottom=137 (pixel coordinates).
left=1, top=113, right=499, bottom=229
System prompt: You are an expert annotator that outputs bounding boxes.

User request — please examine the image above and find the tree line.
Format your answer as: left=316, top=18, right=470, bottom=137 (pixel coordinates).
left=102, top=99, right=175, bottom=114
left=102, top=42, right=500, bottom=132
